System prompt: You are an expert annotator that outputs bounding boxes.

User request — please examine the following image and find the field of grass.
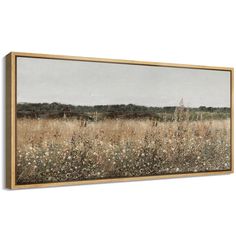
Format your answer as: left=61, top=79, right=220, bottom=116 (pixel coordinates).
left=16, top=118, right=231, bottom=184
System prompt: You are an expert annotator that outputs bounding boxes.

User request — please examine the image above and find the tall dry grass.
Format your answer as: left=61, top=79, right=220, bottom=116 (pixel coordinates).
left=16, top=118, right=231, bottom=184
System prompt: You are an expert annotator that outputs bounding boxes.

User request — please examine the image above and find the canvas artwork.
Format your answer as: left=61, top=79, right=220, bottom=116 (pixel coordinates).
left=6, top=53, right=233, bottom=188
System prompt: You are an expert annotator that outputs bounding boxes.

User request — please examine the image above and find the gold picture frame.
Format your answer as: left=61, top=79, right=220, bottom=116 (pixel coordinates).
left=6, top=52, right=234, bottom=189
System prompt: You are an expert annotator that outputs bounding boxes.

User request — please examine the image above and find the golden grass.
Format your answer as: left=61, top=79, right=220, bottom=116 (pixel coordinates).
left=16, top=118, right=231, bottom=184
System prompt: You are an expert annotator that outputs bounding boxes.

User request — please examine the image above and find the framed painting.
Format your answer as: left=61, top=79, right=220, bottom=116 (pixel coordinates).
left=6, top=52, right=234, bottom=189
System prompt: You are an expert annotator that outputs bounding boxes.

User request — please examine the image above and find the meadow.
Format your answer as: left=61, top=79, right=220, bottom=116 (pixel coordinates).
left=16, top=117, right=231, bottom=184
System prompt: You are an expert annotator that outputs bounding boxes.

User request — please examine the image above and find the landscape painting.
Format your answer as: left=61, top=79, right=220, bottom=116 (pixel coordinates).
left=15, top=55, right=232, bottom=186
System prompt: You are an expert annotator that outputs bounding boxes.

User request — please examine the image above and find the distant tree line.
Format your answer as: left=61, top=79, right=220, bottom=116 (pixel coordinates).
left=17, top=102, right=230, bottom=121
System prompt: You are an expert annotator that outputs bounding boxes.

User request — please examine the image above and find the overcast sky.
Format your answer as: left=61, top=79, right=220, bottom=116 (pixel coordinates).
left=17, top=57, right=230, bottom=107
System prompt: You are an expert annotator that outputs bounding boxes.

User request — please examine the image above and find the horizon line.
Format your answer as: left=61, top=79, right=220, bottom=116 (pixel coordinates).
left=17, top=102, right=231, bottom=109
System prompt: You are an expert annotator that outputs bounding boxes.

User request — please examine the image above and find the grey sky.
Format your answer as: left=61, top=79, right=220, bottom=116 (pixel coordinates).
left=17, top=57, right=231, bottom=107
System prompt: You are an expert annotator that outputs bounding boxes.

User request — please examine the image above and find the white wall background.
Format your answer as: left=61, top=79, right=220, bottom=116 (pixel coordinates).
left=0, top=1, right=235, bottom=235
